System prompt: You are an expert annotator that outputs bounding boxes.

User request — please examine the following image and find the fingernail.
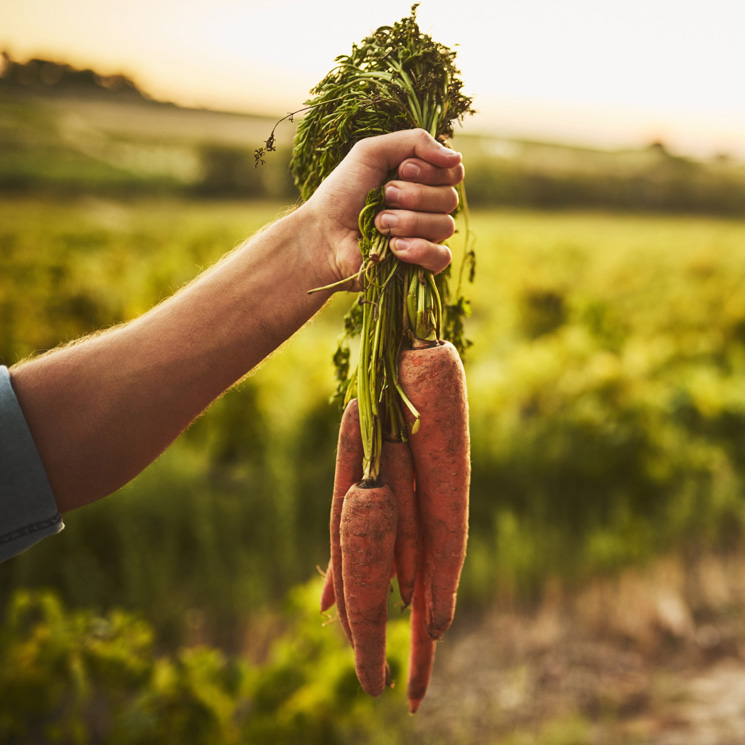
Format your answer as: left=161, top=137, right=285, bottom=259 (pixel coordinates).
left=399, top=162, right=421, bottom=180
left=384, top=184, right=402, bottom=204
left=380, top=212, right=398, bottom=229
left=392, top=237, right=410, bottom=252
left=438, top=141, right=461, bottom=160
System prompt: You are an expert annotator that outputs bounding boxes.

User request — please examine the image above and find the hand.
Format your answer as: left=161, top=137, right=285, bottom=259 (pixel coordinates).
left=302, top=129, right=465, bottom=288
left=8, top=133, right=463, bottom=512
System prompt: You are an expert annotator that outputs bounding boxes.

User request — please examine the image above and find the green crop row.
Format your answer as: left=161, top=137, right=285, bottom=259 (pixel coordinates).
left=2, top=198, right=745, bottom=648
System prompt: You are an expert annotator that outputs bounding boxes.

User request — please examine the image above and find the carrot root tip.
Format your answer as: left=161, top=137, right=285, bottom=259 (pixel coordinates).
left=360, top=680, right=385, bottom=698
left=408, top=697, right=424, bottom=714
left=425, top=626, right=445, bottom=641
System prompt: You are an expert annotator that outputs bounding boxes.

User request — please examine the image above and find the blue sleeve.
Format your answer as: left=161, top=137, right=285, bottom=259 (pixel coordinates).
left=0, top=365, right=64, bottom=562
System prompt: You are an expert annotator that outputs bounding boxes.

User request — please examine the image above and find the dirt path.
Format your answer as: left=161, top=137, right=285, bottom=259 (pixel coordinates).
left=653, top=661, right=745, bottom=745
left=409, top=551, right=745, bottom=744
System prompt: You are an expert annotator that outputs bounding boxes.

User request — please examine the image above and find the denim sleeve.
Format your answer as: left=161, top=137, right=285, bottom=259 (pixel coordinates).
left=0, top=366, right=64, bottom=562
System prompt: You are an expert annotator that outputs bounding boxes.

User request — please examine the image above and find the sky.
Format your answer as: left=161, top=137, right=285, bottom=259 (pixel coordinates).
left=2, top=0, right=744, bottom=158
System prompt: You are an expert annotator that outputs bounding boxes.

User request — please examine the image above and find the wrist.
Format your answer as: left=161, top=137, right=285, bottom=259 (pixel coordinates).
left=291, top=201, right=348, bottom=295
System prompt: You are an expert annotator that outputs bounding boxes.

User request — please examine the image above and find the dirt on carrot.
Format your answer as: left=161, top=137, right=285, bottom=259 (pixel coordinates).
left=399, top=340, right=471, bottom=641
left=407, top=546, right=437, bottom=714
left=381, top=439, right=419, bottom=607
left=341, top=481, right=398, bottom=697
left=328, top=399, right=364, bottom=645
left=267, top=5, right=475, bottom=710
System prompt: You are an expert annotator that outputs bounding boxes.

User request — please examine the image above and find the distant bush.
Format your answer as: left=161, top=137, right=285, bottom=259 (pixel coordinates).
left=460, top=138, right=745, bottom=216
left=0, top=585, right=412, bottom=745
left=2, top=74, right=744, bottom=214
left=192, top=144, right=296, bottom=200
left=3, top=199, right=745, bottom=648
left=0, top=52, right=148, bottom=100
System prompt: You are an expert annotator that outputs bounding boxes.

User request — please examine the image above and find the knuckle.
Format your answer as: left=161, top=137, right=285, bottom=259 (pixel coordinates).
left=352, top=137, right=375, bottom=158
left=414, top=128, right=429, bottom=144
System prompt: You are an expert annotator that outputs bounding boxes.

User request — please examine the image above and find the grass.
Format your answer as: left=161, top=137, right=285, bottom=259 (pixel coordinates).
left=463, top=208, right=745, bottom=596
left=3, top=195, right=745, bottom=633
left=4, top=89, right=745, bottom=211
left=2, top=192, right=745, bottom=743
left=4, top=89, right=745, bottom=618
left=3, top=79, right=745, bottom=745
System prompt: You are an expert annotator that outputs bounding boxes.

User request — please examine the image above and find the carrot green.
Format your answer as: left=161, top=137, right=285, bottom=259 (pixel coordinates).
left=262, top=5, right=475, bottom=481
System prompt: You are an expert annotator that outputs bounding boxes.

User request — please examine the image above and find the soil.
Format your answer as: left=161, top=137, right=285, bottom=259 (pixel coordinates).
left=410, top=551, right=745, bottom=744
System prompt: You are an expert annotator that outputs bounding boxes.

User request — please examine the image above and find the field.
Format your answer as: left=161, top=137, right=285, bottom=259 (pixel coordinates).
left=3, top=89, right=745, bottom=743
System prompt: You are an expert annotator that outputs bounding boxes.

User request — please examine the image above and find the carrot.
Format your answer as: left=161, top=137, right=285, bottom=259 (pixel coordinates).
left=407, top=548, right=437, bottom=713
left=272, top=6, right=474, bottom=712
left=329, top=398, right=364, bottom=644
left=380, top=438, right=418, bottom=607
left=341, top=480, right=398, bottom=697
left=399, top=340, right=470, bottom=640
left=320, top=559, right=335, bottom=613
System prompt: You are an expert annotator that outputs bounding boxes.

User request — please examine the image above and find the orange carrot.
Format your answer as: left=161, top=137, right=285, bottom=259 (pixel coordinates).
left=341, top=480, right=398, bottom=696
left=399, top=340, right=470, bottom=640
left=407, top=548, right=437, bottom=713
left=329, top=399, right=364, bottom=644
left=320, top=559, right=335, bottom=613
left=380, top=439, right=418, bottom=607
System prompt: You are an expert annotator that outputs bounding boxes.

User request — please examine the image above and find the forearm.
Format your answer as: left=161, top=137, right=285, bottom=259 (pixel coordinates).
left=8, top=130, right=463, bottom=515
left=11, top=206, right=330, bottom=511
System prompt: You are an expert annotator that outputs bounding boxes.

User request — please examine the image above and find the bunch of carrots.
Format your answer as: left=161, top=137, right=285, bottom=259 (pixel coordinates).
left=320, top=341, right=470, bottom=712
left=259, top=6, right=474, bottom=712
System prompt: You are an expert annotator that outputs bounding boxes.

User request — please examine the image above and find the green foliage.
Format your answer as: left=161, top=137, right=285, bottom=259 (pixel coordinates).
left=0, top=198, right=344, bottom=648
left=3, top=195, right=745, bottom=743
left=281, top=4, right=475, bottom=478
left=0, top=589, right=153, bottom=744
left=3, top=88, right=745, bottom=213
left=0, top=94, right=297, bottom=200
left=460, top=209, right=745, bottom=603
left=4, top=198, right=745, bottom=633
left=289, top=4, right=473, bottom=199
left=0, top=584, right=412, bottom=745
left=0, top=193, right=744, bottom=745
left=457, top=135, right=745, bottom=216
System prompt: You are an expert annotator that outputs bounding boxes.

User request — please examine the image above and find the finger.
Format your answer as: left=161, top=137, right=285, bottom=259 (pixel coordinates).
left=389, top=238, right=452, bottom=275
left=384, top=181, right=459, bottom=214
left=353, top=129, right=462, bottom=176
left=397, top=159, right=465, bottom=188
left=375, top=210, right=456, bottom=245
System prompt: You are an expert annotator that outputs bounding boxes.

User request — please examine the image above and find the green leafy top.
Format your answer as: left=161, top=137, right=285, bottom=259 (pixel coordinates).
left=290, top=4, right=474, bottom=200
left=260, top=5, right=475, bottom=481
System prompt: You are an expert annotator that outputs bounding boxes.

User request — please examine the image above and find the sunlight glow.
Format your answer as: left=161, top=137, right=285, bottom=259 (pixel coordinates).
left=2, top=0, right=743, bottom=157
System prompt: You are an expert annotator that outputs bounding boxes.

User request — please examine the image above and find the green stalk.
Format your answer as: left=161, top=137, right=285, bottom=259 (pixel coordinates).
left=277, top=4, right=475, bottom=470
left=358, top=295, right=374, bottom=476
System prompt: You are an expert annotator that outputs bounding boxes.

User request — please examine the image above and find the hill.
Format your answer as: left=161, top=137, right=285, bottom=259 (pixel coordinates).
left=0, top=51, right=151, bottom=101
left=2, top=53, right=745, bottom=213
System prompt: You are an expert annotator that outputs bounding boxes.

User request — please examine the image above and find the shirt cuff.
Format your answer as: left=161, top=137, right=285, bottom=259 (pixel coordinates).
left=0, top=366, right=64, bottom=562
